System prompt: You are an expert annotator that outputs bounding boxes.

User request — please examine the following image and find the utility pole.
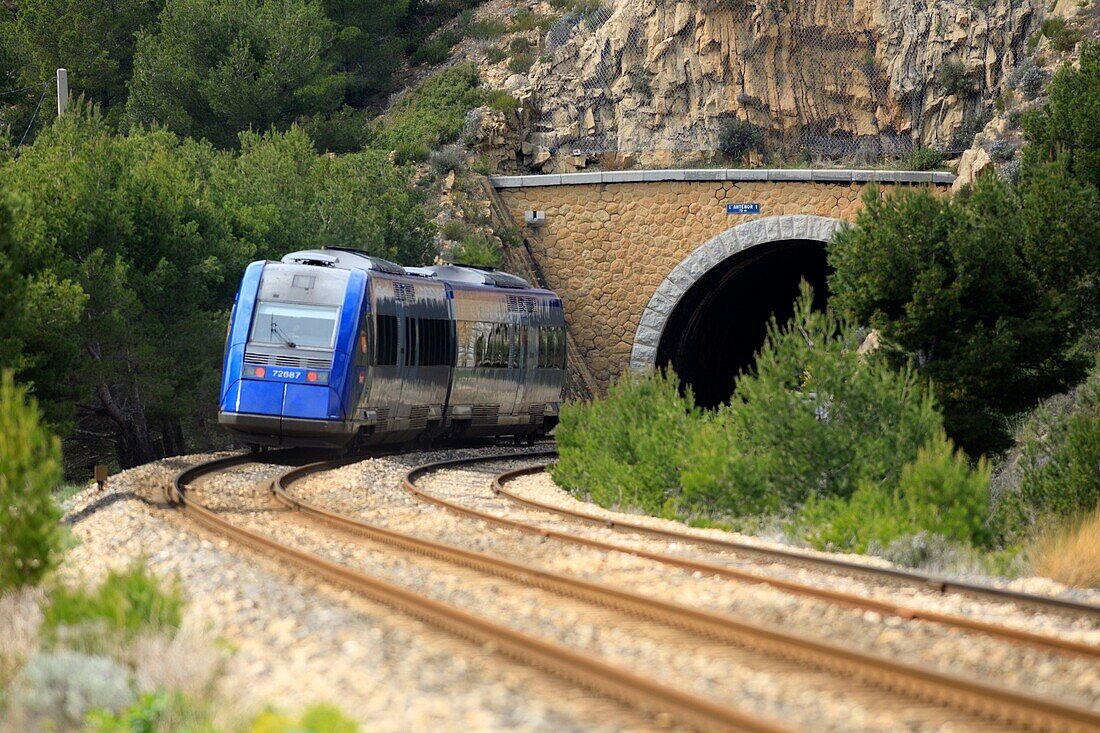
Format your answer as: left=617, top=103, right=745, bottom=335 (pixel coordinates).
left=56, top=68, right=68, bottom=116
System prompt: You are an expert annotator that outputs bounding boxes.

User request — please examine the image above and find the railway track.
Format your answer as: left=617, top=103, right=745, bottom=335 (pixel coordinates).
left=172, top=453, right=788, bottom=733
left=400, top=450, right=1100, bottom=660
left=172, top=450, right=1100, bottom=733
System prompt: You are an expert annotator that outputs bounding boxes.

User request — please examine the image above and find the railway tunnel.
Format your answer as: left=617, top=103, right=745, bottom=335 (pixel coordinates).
left=630, top=215, right=848, bottom=409
left=654, top=239, right=830, bottom=408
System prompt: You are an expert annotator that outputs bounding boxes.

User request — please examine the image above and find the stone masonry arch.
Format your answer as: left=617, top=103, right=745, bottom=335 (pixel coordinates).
left=629, top=214, right=846, bottom=374
left=490, top=169, right=952, bottom=395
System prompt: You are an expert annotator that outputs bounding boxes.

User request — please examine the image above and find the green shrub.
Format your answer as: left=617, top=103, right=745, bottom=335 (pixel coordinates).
left=680, top=284, right=944, bottom=515
left=936, top=58, right=972, bottom=96
left=392, top=139, right=430, bottom=164
left=485, top=46, right=508, bottom=64
left=411, top=30, right=460, bottom=65
left=903, top=146, right=944, bottom=171
left=85, top=690, right=214, bottom=733
left=1023, top=42, right=1100, bottom=190
left=796, top=435, right=990, bottom=553
left=510, top=9, right=541, bottom=31
left=1018, top=361, right=1100, bottom=518
left=828, top=171, right=1100, bottom=455
left=483, top=89, right=519, bottom=111
left=449, top=233, right=503, bottom=268
left=466, top=19, right=507, bottom=39
left=629, top=64, right=654, bottom=98
left=428, top=145, right=466, bottom=174
left=717, top=117, right=763, bottom=161
left=440, top=219, right=470, bottom=241
left=1039, top=17, right=1082, bottom=52
left=0, top=370, right=63, bottom=591
left=552, top=371, right=699, bottom=516
left=509, top=36, right=531, bottom=53
left=43, top=560, right=184, bottom=642
left=249, top=703, right=359, bottom=733
left=299, top=106, right=370, bottom=154
left=507, top=52, right=535, bottom=74
left=374, top=63, right=485, bottom=154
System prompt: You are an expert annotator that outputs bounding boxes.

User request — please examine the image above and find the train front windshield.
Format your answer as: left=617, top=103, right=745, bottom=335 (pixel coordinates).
left=250, top=302, right=339, bottom=349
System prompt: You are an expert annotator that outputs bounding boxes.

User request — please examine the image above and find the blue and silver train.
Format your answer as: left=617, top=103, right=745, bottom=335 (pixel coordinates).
left=218, top=247, right=567, bottom=448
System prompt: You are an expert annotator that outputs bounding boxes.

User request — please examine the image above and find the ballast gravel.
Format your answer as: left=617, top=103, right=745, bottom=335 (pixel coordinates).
left=286, top=451, right=1100, bottom=711
left=52, top=445, right=1100, bottom=732
left=53, top=451, right=667, bottom=733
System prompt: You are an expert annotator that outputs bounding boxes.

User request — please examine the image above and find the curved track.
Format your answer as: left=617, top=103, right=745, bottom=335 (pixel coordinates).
left=173, top=450, right=1100, bottom=733
left=172, top=453, right=789, bottom=733
left=490, top=458, right=1100, bottom=617
left=401, top=450, right=1100, bottom=661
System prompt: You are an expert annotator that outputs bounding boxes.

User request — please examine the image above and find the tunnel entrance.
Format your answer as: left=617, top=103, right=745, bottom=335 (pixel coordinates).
left=655, top=239, right=830, bottom=409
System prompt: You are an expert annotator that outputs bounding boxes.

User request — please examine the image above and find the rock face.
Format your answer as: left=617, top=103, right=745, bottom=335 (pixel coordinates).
left=519, top=0, right=1038, bottom=172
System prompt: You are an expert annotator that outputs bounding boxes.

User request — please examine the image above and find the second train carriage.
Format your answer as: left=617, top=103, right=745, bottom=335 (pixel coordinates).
left=217, top=247, right=566, bottom=448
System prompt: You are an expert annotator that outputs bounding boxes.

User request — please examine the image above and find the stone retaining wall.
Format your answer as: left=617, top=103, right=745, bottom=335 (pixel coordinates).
left=493, top=170, right=953, bottom=390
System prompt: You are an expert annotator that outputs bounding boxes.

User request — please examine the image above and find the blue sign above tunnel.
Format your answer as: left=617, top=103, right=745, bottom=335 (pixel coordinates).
left=726, top=203, right=761, bottom=215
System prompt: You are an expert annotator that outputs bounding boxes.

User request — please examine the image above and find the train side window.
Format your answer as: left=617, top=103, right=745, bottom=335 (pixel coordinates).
left=404, top=317, right=417, bottom=367
left=512, top=325, right=526, bottom=369
left=538, top=326, right=565, bottom=369
left=474, top=322, right=490, bottom=367
left=492, top=324, right=509, bottom=367
left=375, top=314, right=398, bottom=366
left=456, top=321, right=473, bottom=367
left=416, top=318, right=451, bottom=366
left=537, top=327, right=548, bottom=368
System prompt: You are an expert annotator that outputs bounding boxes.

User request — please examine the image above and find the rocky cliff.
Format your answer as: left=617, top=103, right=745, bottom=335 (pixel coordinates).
left=507, top=0, right=1038, bottom=171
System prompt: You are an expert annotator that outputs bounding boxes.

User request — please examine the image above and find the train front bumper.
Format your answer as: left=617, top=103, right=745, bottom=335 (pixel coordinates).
left=218, top=378, right=351, bottom=447
left=218, top=411, right=351, bottom=448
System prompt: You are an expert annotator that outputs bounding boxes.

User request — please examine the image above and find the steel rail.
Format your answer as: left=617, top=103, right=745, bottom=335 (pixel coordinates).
left=171, top=454, right=792, bottom=733
left=275, top=453, right=1100, bottom=733
left=488, top=454, right=1100, bottom=618
left=398, top=451, right=1100, bottom=660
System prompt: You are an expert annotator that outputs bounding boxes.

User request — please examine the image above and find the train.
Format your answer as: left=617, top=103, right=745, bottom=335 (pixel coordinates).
left=217, top=247, right=567, bottom=449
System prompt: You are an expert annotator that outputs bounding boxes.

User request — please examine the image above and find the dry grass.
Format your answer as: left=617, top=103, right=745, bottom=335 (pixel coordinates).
left=0, top=589, right=44, bottom=688
left=1030, top=506, right=1100, bottom=588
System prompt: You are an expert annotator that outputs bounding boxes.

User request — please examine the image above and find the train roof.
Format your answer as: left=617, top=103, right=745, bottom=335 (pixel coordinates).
left=280, top=248, right=536, bottom=291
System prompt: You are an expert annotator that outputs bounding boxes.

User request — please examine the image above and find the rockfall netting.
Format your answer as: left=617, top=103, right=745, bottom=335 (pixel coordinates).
left=525, top=0, right=1038, bottom=168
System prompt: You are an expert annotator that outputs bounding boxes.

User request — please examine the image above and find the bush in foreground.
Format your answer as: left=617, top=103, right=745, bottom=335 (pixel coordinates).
left=795, top=435, right=990, bottom=553
left=43, top=561, right=184, bottom=646
left=680, top=285, right=944, bottom=516
left=0, top=370, right=62, bottom=591
left=552, top=371, right=699, bottom=515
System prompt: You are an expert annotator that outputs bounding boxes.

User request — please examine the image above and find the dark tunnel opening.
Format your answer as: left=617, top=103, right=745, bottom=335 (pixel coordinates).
left=655, top=239, right=831, bottom=409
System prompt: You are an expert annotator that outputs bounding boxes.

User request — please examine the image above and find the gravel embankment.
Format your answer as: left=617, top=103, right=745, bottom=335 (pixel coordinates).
left=52, top=451, right=665, bottom=733
left=285, top=452, right=1100, bottom=711
left=50, top=446, right=1100, bottom=732
left=200, top=458, right=1009, bottom=732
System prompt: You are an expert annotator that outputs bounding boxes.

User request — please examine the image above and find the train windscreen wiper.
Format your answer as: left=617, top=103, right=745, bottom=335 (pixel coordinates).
left=270, top=320, right=297, bottom=348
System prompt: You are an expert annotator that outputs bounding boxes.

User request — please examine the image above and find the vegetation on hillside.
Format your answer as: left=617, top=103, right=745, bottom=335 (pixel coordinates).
left=0, top=108, right=433, bottom=469
left=828, top=165, right=1099, bottom=456
left=554, top=287, right=992, bottom=559
left=1, top=0, right=488, bottom=150
left=557, top=44, right=1100, bottom=580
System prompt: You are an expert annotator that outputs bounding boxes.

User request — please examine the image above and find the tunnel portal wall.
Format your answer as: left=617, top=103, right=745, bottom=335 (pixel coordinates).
left=630, top=214, right=846, bottom=374
left=493, top=170, right=952, bottom=392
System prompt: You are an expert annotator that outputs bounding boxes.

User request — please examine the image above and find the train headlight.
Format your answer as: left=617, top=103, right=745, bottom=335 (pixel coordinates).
left=244, top=366, right=266, bottom=379
left=306, top=371, right=329, bottom=384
